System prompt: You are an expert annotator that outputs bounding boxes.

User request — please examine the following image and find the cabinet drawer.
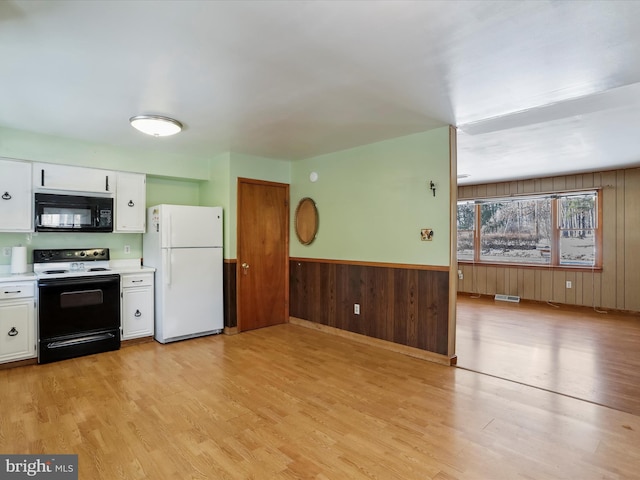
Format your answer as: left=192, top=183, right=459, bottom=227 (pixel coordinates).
left=0, top=283, right=34, bottom=300
left=121, top=274, right=153, bottom=288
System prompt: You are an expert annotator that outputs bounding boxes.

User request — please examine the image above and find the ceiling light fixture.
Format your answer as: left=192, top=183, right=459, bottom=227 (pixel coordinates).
left=129, top=115, right=183, bottom=137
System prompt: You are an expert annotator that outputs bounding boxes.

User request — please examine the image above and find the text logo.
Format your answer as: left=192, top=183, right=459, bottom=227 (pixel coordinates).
left=0, top=455, right=77, bottom=479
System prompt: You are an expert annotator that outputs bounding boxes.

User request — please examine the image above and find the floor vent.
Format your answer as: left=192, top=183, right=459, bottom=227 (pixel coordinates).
left=494, top=294, right=521, bottom=303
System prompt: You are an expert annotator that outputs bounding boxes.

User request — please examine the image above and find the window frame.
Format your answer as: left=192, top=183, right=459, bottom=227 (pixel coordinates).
left=457, top=189, right=602, bottom=270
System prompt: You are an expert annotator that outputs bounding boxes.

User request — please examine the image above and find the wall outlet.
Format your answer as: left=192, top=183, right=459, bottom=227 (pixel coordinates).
left=566, top=280, right=572, bottom=289
left=124, top=245, right=131, bottom=254
left=458, top=270, right=463, bottom=280
left=354, top=304, right=360, bottom=315
left=2, top=247, right=11, bottom=257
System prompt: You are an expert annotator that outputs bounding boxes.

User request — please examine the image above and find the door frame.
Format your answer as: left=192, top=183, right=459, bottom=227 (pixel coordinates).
left=236, top=177, right=290, bottom=332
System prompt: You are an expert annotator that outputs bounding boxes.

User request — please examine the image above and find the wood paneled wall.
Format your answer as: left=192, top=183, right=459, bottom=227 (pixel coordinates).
left=223, top=260, right=237, bottom=328
left=457, top=168, right=640, bottom=312
left=289, top=259, right=450, bottom=355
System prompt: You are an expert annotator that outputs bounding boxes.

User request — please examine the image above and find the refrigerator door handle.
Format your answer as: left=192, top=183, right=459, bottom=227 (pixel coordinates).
left=165, top=249, right=172, bottom=286
left=164, top=212, right=172, bottom=286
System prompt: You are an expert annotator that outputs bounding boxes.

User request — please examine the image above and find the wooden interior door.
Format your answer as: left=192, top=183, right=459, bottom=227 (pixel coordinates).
left=237, top=178, right=289, bottom=331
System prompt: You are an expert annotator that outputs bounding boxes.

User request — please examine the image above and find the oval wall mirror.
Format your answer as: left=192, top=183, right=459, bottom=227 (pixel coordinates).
left=295, top=197, right=319, bottom=245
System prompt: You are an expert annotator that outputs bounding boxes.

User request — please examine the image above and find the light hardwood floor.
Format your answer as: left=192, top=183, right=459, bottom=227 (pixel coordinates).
left=456, top=294, right=640, bottom=416
left=1, top=324, right=640, bottom=479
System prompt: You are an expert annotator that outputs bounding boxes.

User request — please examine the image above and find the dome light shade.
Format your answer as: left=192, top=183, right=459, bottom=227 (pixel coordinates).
left=129, top=115, right=183, bottom=137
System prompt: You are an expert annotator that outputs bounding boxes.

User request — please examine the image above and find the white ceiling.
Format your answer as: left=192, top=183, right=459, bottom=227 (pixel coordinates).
left=2, top=0, right=640, bottom=185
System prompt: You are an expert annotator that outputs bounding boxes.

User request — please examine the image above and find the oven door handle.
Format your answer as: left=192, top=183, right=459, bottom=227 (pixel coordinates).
left=38, top=274, right=120, bottom=288
left=46, top=332, right=115, bottom=349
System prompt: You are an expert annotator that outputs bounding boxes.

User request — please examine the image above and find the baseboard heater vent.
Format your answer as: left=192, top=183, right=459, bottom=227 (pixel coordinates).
left=494, top=294, right=520, bottom=303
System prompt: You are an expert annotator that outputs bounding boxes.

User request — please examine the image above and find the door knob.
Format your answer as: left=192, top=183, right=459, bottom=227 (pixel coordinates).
left=241, top=262, right=250, bottom=275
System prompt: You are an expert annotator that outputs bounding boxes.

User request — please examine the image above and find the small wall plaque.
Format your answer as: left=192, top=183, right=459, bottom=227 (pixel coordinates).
left=420, top=229, right=433, bottom=241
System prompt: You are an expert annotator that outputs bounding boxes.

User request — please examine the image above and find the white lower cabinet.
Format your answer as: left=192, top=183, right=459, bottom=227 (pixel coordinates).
left=0, top=282, right=36, bottom=364
left=121, top=272, right=154, bottom=340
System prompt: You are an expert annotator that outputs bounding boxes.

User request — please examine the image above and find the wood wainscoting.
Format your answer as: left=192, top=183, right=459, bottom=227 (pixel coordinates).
left=290, top=258, right=451, bottom=357
left=223, top=259, right=237, bottom=329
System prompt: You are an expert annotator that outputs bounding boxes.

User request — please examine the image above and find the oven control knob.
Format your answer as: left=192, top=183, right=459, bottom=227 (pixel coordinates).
left=80, top=251, right=86, bottom=257
left=93, top=251, right=99, bottom=256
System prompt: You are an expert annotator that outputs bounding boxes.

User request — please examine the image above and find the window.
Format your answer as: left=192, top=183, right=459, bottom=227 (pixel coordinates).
left=456, top=202, right=475, bottom=261
left=457, top=191, right=600, bottom=267
left=558, top=194, right=597, bottom=266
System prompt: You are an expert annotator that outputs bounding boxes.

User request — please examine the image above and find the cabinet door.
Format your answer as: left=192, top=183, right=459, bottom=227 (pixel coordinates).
left=0, top=159, right=32, bottom=232
left=122, top=287, right=154, bottom=339
left=0, top=300, right=35, bottom=363
left=33, top=163, right=115, bottom=194
left=115, top=172, right=146, bottom=232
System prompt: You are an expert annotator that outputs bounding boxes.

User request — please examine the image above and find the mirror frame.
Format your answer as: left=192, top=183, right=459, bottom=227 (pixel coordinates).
left=294, top=197, right=319, bottom=245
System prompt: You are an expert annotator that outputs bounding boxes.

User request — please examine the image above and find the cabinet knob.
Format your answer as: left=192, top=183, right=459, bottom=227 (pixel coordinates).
left=8, top=327, right=18, bottom=337
left=128, top=200, right=135, bottom=207
left=1, top=192, right=11, bottom=200
left=134, top=310, right=141, bottom=317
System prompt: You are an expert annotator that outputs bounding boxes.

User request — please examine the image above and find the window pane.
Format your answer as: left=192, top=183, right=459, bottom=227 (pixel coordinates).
left=558, top=193, right=596, bottom=266
left=457, top=230, right=474, bottom=261
left=457, top=203, right=475, bottom=261
left=480, top=199, right=551, bottom=264
left=457, top=203, right=475, bottom=230
left=559, top=194, right=596, bottom=229
left=559, top=229, right=595, bottom=265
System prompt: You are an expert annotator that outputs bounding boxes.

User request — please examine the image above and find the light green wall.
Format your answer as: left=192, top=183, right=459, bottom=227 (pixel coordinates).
left=147, top=176, right=201, bottom=207
left=0, top=126, right=210, bottom=179
left=290, top=128, right=451, bottom=266
left=0, top=125, right=452, bottom=267
left=199, top=153, right=232, bottom=258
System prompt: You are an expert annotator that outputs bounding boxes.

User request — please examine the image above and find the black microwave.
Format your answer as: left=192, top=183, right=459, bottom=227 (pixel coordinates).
left=34, top=193, right=114, bottom=233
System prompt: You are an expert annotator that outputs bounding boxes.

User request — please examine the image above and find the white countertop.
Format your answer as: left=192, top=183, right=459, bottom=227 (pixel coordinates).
left=115, top=266, right=156, bottom=274
left=109, top=259, right=155, bottom=274
left=0, top=260, right=154, bottom=282
left=0, top=270, right=36, bottom=283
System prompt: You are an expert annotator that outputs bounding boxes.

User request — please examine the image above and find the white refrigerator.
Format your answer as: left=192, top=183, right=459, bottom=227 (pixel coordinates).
left=143, top=204, right=224, bottom=343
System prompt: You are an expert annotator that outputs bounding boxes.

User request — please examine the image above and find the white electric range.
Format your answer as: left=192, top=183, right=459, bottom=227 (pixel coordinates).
left=33, top=248, right=121, bottom=364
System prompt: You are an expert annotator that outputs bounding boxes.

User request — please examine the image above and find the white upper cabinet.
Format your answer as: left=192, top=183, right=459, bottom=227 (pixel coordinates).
left=33, top=163, right=115, bottom=194
left=0, top=158, right=33, bottom=232
left=115, top=172, right=146, bottom=233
